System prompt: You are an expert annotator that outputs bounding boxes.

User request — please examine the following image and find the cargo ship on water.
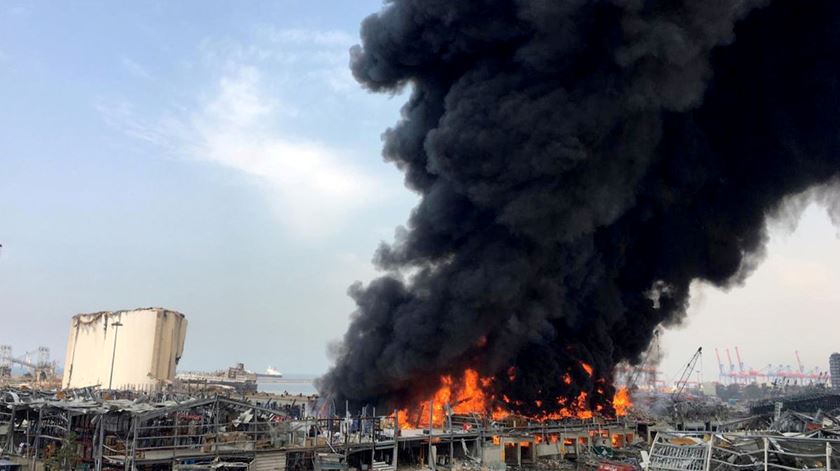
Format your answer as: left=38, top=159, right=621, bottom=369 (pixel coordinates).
left=177, top=362, right=283, bottom=393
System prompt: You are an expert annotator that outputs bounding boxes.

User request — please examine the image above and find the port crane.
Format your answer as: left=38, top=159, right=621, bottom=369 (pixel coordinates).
left=672, top=347, right=702, bottom=402
left=0, top=346, right=55, bottom=381
left=735, top=346, right=745, bottom=374
left=713, top=347, right=825, bottom=385
left=715, top=348, right=726, bottom=381
left=726, top=348, right=735, bottom=376
left=625, top=328, right=660, bottom=392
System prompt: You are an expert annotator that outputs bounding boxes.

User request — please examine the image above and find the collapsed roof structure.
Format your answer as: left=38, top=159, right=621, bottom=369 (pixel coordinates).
left=0, top=387, right=637, bottom=471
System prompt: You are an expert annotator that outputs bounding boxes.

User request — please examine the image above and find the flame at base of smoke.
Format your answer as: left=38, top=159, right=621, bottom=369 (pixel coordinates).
left=395, top=368, right=631, bottom=428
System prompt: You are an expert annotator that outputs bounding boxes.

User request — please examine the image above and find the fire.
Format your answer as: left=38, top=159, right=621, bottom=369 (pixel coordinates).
left=492, top=408, right=510, bottom=420
left=399, top=369, right=490, bottom=427
left=612, top=387, right=631, bottom=416
left=573, top=392, right=592, bottom=419
left=396, top=368, right=632, bottom=428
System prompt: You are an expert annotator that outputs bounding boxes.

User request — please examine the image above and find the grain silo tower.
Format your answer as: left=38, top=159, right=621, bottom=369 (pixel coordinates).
left=62, top=308, right=188, bottom=391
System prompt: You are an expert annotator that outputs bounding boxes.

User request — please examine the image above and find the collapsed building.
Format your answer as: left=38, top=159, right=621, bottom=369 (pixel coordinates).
left=648, top=431, right=840, bottom=471
left=644, top=392, right=840, bottom=471
left=0, top=387, right=638, bottom=471
left=4, top=384, right=840, bottom=471
left=62, top=308, right=188, bottom=391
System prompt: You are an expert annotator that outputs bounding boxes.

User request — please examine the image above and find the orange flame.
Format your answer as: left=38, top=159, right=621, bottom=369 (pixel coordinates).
left=612, top=387, right=631, bottom=416
left=399, top=369, right=490, bottom=427
left=396, top=368, right=631, bottom=428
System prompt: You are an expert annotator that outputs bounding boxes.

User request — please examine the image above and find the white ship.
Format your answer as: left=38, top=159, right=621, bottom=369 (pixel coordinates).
left=256, top=365, right=284, bottom=383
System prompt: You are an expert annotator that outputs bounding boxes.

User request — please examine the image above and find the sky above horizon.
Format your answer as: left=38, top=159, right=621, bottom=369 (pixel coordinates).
left=1, top=1, right=839, bottom=387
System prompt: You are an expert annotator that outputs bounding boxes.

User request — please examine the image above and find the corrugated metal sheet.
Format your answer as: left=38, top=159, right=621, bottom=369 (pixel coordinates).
left=251, top=451, right=287, bottom=471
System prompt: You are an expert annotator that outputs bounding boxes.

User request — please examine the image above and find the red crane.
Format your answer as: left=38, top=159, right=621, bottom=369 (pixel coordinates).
left=725, top=348, right=736, bottom=382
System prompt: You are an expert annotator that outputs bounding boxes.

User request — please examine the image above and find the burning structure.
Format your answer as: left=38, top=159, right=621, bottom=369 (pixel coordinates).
left=62, top=308, right=188, bottom=391
left=320, top=0, right=840, bottom=421
left=0, top=386, right=634, bottom=471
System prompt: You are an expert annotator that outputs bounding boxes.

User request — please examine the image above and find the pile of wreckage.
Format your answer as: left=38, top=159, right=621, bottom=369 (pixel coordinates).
left=0, top=387, right=320, bottom=470
left=645, top=393, right=840, bottom=471
left=647, top=431, right=839, bottom=471
left=721, top=409, right=840, bottom=437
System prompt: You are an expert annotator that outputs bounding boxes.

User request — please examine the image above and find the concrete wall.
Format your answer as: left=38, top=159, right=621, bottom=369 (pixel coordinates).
left=62, top=308, right=187, bottom=390
left=535, top=442, right=564, bottom=457
left=481, top=444, right=505, bottom=468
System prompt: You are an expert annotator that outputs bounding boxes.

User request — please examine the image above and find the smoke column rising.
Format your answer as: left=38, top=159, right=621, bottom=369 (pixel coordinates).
left=318, top=0, right=840, bottom=416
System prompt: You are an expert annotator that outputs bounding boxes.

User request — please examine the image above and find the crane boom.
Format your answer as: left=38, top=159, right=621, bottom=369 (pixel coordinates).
left=715, top=348, right=727, bottom=383
left=626, top=329, right=660, bottom=391
left=725, top=349, right=733, bottom=371
left=10, top=357, right=37, bottom=369
left=672, top=347, right=703, bottom=402
left=795, top=350, right=804, bottom=373
left=735, top=346, right=745, bottom=372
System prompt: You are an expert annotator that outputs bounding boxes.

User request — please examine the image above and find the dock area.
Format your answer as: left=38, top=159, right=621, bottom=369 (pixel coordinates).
left=0, top=388, right=638, bottom=471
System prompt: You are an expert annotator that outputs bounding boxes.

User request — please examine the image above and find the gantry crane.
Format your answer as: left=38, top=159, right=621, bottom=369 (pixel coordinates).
left=0, top=346, right=55, bottom=382
left=715, top=348, right=726, bottom=382
left=626, top=329, right=660, bottom=392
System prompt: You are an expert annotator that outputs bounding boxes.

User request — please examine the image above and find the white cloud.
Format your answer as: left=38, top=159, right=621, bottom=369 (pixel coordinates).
left=258, top=27, right=355, bottom=47
left=99, top=66, right=379, bottom=238
left=209, top=26, right=359, bottom=93
left=267, top=28, right=359, bottom=92
left=121, top=57, right=153, bottom=80
left=98, top=26, right=396, bottom=238
left=96, top=99, right=169, bottom=145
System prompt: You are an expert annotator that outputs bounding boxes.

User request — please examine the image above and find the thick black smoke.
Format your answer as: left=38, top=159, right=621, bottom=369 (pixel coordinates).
left=319, top=0, right=840, bottom=416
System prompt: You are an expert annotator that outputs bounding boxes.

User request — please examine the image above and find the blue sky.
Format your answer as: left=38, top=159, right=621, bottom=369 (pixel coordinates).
left=0, top=0, right=415, bottom=373
left=1, top=1, right=839, bottom=382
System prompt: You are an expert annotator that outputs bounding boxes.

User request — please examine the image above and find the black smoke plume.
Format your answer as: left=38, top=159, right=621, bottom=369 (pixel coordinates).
left=318, top=0, right=840, bottom=416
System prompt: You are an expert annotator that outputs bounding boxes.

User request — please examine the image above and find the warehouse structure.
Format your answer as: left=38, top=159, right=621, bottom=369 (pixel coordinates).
left=0, top=388, right=634, bottom=471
